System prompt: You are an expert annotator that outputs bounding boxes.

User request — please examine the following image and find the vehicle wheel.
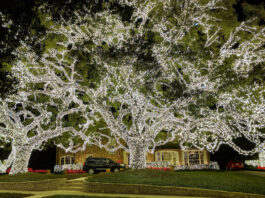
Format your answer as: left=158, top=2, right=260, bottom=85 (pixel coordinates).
left=88, top=169, right=95, bottom=175
left=114, top=168, right=120, bottom=173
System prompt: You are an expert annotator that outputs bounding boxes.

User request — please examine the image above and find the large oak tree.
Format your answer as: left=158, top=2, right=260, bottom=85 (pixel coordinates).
left=0, top=0, right=264, bottom=172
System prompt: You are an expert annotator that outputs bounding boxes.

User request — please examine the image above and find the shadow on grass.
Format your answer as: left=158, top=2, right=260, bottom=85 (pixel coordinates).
left=0, top=193, right=32, bottom=198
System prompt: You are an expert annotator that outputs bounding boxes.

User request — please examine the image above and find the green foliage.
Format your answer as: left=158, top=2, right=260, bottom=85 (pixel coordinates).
left=44, top=33, right=68, bottom=53
left=54, top=131, right=72, bottom=147
left=27, top=93, right=50, bottom=104
left=22, top=118, right=34, bottom=126
left=182, top=26, right=209, bottom=59
left=106, top=101, right=122, bottom=119
left=122, top=113, right=133, bottom=129
left=154, top=130, right=169, bottom=142
left=26, top=106, right=41, bottom=117
left=69, top=49, right=101, bottom=88
left=187, top=103, right=199, bottom=116
left=197, top=94, right=218, bottom=109
left=38, top=10, right=55, bottom=28
left=209, top=0, right=239, bottom=32
left=85, top=116, right=109, bottom=137
left=158, top=80, right=186, bottom=101
left=27, top=130, right=37, bottom=138
left=63, top=112, right=87, bottom=129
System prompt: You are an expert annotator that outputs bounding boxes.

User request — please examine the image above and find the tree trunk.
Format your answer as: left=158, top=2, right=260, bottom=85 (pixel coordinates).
left=9, top=144, right=32, bottom=175
left=128, top=141, right=148, bottom=169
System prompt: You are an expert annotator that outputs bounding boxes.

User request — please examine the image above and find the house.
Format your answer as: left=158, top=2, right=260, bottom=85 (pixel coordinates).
left=245, top=151, right=265, bottom=168
left=56, top=144, right=210, bottom=167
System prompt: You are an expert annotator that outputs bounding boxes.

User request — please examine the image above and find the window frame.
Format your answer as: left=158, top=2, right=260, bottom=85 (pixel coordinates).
left=60, top=155, right=75, bottom=165
left=155, top=150, right=180, bottom=166
left=183, top=150, right=204, bottom=166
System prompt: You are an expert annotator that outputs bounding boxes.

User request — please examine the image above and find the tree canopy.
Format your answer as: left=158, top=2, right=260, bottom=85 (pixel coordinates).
left=0, top=0, right=264, bottom=172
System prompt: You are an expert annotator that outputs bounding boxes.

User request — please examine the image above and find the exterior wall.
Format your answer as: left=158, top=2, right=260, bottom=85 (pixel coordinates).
left=154, top=149, right=210, bottom=166
left=147, top=152, right=155, bottom=162
left=56, top=146, right=210, bottom=167
left=122, top=151, right=155, bottom=167
left=56, top=145, right=123, bottom=165
left=260, top=152, right=265, bottom=167
left=245, top=151, right=265, bottom=167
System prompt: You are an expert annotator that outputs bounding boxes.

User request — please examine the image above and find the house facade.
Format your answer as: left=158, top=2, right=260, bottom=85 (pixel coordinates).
left=56, top=145, right=210, bottom=167
left=245, top=151, right=265, bottom=167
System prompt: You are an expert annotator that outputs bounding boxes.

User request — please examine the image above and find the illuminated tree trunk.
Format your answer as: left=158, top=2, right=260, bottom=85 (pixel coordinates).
left=9, top=144, right=32, bottom=175
left=128, top=141, right=148, bottom=169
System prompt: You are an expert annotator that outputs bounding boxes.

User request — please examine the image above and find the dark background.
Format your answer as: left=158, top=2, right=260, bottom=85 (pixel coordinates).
left=28, top=146, right=56, bottom=171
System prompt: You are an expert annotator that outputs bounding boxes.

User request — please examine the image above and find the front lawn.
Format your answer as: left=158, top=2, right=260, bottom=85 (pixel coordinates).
left=0, top=193, right=32, bottom=198
left=86, top=169, right=265, bottom=195
left=0, top=173, right=89, bottom=182
left=44, top=196, right=129, bottom=198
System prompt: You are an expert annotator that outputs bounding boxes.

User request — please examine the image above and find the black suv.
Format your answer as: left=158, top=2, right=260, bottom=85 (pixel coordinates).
left=83, top=157, right=124, bottom=174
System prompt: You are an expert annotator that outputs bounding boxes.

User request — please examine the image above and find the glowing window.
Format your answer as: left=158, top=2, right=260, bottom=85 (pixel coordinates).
left=183, top=150, right=204, bottom=165
left=60, top=155, right=75, bottom=165
left=155, top=151, right=179, bottom=165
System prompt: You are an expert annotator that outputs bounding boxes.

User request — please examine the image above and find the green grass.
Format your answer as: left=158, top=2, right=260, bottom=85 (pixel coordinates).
left=44, top=196, right=130, bottom=198
left=0, top=173, right=89, bottom=182
left=0, top=193, right=32, bottom=198
left=86, top=169, right=265, bottom=195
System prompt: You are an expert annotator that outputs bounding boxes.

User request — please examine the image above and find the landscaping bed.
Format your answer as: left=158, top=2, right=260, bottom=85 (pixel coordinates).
left=6, top=168, right=49, bottom=174
left=86, top=169, right=265, bottom=195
